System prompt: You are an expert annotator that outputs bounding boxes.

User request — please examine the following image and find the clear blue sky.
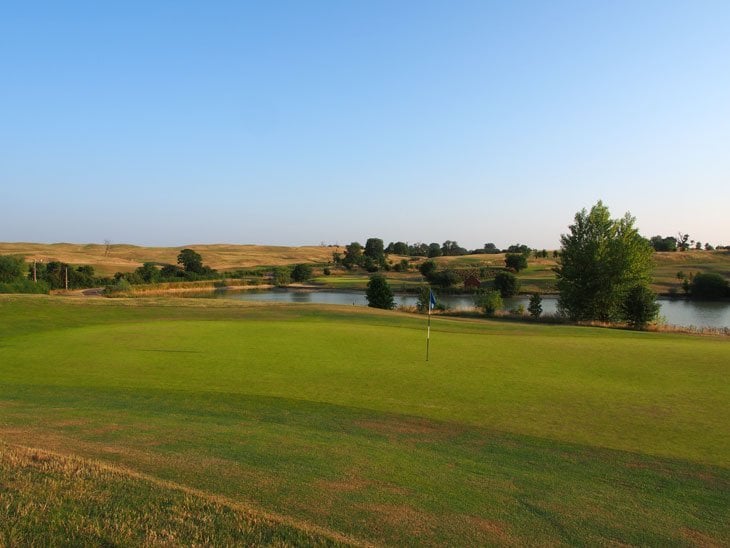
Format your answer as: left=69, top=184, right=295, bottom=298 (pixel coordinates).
left=2, top=1, right=728, bottom=249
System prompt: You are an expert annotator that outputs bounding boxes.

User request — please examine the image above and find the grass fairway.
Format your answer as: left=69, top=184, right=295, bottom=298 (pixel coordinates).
left=1, top=296, right=728, bottom=545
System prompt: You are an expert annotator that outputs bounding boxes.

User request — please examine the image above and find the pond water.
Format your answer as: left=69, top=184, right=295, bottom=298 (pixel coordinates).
left=210, top=289, right=730, bottom=329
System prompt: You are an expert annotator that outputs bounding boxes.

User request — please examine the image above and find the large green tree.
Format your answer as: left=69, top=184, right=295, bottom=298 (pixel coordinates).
left=555, top=201, right=656, bottom=322
left=364, top=238, right=386, bottom=267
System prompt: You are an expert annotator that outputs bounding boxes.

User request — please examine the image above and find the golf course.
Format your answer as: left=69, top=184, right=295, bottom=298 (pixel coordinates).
left=1, top=295, right=728, bottom=546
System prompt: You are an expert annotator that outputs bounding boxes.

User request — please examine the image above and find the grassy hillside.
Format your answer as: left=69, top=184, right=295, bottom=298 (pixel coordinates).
left=1, top=243, right=728, bottom=294
left=1, top=295, right=728, bottom=545
left=0, top=242, right=336, bottom=276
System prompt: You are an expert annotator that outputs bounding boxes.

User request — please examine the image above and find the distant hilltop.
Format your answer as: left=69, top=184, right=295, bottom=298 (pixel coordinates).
left=0, top=242, right=336, bottom=276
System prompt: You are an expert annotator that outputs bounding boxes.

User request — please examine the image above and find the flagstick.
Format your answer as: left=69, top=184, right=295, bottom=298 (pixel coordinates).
left=426, top=302, right=431, bottom=362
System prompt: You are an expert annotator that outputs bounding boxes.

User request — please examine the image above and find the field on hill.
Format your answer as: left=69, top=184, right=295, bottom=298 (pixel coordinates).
left=2, top=242, right=728, bottom=294
left=0, top=242, right=337, bottom=276
left=0, top=295, right=728, bottom=545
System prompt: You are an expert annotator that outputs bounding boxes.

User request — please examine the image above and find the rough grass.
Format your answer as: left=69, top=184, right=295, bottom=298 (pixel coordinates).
left=0, top=443, right=350, bottom=547
left=652, top=250, right=730, bottom=293
left=0, top=242, right=336, bottom=276
left=0, top=295, right=728, bottom=545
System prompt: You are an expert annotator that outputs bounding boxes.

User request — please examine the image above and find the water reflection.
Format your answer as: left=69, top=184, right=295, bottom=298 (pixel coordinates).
left=213, top=289, right=729, bottom=328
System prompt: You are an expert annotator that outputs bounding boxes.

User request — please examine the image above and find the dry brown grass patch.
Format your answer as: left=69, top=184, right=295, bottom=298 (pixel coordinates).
left=0, top=242, right=336, bottom=275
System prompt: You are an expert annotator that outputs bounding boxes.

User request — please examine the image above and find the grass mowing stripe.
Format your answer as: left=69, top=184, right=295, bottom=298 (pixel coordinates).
left=2, top=316, right=727, bottom=464
left=1, top=295, right=728, bottom=545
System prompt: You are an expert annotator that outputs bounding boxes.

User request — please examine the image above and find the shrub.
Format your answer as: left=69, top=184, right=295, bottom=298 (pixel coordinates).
left=419, top=260, right=437, bottom=279
left=622, top=285, right=660, bottom=329
left=493, top=271, right=520, bottom=297
left=505, top=253, right=528, bottom=272
left=690, top=273, right=729, bottom=300
left=366, top=274, right=394, bottom=309
left=475, top=289, right=503, bottom=316
left=0, top=255, right=24, bottom=283
left=291, top=264, right=313, bottom=282
left=0, top=278, right=49, bottom=294
left=103, top=278, right=132, bottom=296
left=528, top=293, right=543, bottom=318
left=431, top=269, right=460, bottom=289
left=272, top=268, right=291, bottom=287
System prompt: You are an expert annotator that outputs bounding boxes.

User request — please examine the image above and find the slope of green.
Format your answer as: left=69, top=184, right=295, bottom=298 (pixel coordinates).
left=0, top=296, right=728, bottom=545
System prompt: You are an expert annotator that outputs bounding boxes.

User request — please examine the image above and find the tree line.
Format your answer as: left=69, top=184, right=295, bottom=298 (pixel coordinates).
left=365, top=201, right=730, bottom=328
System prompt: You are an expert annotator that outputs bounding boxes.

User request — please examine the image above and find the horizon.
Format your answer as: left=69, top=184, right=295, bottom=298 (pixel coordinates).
left=2, top=1, right=728, bottom=249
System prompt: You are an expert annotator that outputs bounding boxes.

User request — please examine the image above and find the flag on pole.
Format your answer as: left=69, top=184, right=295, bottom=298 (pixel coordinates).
left=426, top=289, right=435, bottom=361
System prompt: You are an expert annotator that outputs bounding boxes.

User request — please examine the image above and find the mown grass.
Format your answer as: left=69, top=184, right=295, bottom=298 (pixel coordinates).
left=0, top=295, right=728, bottom=545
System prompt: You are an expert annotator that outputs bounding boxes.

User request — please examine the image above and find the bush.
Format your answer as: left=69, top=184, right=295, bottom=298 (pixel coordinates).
left=366, top=274, right=394, bottom=309
left=291, top=264, right=313, bottom=282
left=0, top=255, right=24, bottom=283
left=393, top=259, right=410, bottom=272
left=528, top=293, right=543, bottom=318
left=475, top=289, right=503, bottom=316
left=103, top=278, right=132, bottom=296
left=323, top=267, right=331, bottom=276
left=493, top=271, right=520, bottom=297
left=690, top=273, right=729, bottom=300
left=622, top=285, right=660, bottom=329
left=505, top=253, right=528, bottom=272
left=510, top=304, right=526, bottom=316
left=0, top=278, right=49, bottom=294
left=419, top=260, right=437, bottom=279
left=431, top=269, right=460, bottom=289
left=272, top=268, right=291, bottom=287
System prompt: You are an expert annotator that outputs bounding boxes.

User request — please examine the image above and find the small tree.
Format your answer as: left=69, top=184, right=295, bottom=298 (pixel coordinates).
left=677, top=233, right=690, bottom=252
left=342, top=242, right=363, bottom=269
left=366, top=274, right=395, bottom=309
left=493, top=271, right=520, bottom=297
left=177, top=249, right=204, bottom=273
left=475, top=289, right=502, bottom=316
left=427, top=243, right=442, bottom=258
left=291, top=264, right=313, bottom=282
left=528, top=293, right=543, bottom=318
left=505, top=253, right=528, bottom=272
left=419, top=260, right=437, bottom=280
left=622, top=285, right=660, bottom=329
left=0, top=255, right=24, bottom=283
left=136, top=262, right=161, bottom=283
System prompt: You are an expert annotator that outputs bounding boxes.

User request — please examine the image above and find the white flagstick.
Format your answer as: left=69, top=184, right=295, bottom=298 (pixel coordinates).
left=426, top=309, right=431, bottom=361
left=426, top=290, right=433, bottom=362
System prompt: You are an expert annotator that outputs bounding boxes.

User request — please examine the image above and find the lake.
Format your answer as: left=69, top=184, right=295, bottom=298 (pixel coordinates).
left=210, top=289, right=730, bottom=329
